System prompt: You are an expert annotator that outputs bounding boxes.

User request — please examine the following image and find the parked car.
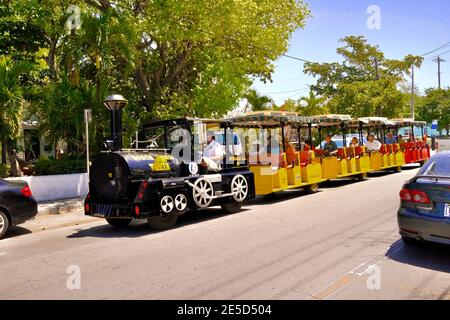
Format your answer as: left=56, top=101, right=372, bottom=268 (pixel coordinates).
left=398, top=151, right=450, bottom=245
left=0, top=179, right=38, bottom=239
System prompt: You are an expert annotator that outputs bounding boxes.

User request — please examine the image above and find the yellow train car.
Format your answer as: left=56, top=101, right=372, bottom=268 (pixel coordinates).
left=359, top=117, right=405, bottom=172
left=310, top=115, right=373, bottom=181
left=231, top=111, right=325, bottom=195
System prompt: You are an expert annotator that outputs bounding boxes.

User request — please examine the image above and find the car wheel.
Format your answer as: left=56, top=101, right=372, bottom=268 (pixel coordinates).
left=147, top=214, right=178, bottom=230
left=401, top=236, right=419, bottom=246
left=0, top=211, right=10, bottom=239
left=106, top=218, right=132, bottom=228
left=221, top=201, right=242, bottom=213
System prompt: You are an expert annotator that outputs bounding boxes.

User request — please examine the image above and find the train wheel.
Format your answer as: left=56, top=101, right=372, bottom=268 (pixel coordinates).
left=174, top=194, right=188, bottom=213
left=305, top=183, right=319, bottom=194
left=357, top=173, right=368, bottom=181
left=147, top=214, right=178, bottom=230
left=221, top=201, right=242, bottom=213
left=160, top=195, right=175, bottom=214
left=393, top=166, right=402, bottom=173
left=231, top=175, right=248, bottom=202
left=192, top=178, right=214, bottom=208
left=106, top=218, right=132, bottom=228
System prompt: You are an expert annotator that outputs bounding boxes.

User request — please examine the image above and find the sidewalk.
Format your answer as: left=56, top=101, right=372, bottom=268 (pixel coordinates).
left=15, top=197, right=99, bottom=234
left=38, top=197, right=85, bottom=216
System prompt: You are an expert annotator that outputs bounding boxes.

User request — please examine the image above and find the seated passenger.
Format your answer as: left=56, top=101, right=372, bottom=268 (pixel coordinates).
left=303, top=139, right=313, bottom=151
left=323, top=135, right=338, bottom=156
left=422, top=134, right=429, bottom=145
left=385, top=133, right=396, bottom=144
left=349, top=137, right=360, bottom=147
left=366, top=135, right=382, bottom=152
left=284, top=141, right=297, bottom=166
left=201, top=135, right=224, bottom=171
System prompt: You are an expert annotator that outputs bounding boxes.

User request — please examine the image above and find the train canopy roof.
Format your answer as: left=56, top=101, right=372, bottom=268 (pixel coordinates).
left=310, top=114, right=352, bottom=127
left=390, top=118, right=427, bottom=127
left=231, top=111, right=314, bottom=127
left=143, top=117, right=231, bottom=130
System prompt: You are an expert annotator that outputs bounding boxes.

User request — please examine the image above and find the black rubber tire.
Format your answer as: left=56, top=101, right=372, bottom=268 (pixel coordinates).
left=419, top=161, right=425, bottom=167
left=357, top=173, right=368, bottom=181
left=0, top=210, right=9, bottom=239
left=106, top=218, right=132, bottom=228
left=305, top=183, right=319, bottom=194
left=393, top=166, right=402, bottom=173
left=147, top=214, right=179, bottom=230
left=401, top=236, right=419, bottom=246
left=221, top=201, right=243, bottom=213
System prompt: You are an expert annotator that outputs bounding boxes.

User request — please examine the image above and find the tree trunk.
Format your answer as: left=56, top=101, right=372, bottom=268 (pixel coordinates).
left=1, top=139, right=6, bottom=164
left=6, top=139, right=20, bottom=177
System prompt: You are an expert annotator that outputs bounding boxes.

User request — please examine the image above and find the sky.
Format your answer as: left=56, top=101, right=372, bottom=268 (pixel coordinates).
left=252, top=0, right=450, bottom=105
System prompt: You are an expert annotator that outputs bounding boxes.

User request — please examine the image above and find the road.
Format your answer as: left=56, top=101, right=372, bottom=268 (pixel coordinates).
left=1, top=161, right=450, bottom=300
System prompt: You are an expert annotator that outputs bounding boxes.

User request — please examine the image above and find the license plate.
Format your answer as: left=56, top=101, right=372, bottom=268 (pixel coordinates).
left=445, top=203, right=450, bottom=218
left=92, top=204, right=113, bottom=217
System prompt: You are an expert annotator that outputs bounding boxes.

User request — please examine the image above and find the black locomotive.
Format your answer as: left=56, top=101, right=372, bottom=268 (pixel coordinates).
left=84, top=95, right=255, bottom=230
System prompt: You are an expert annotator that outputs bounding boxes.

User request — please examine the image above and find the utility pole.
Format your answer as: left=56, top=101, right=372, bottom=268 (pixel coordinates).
left=411, top=66, right=415, bottom=120
left=433, top=56, right=445, bottom=89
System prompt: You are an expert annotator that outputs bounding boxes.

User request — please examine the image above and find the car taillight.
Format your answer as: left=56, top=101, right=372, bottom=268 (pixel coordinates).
left=410, top=190, right=431, bottom=204
left=399, top=188, right=431, bottom=204
left=85, top=203, right=90, bottom=213
left=138, top=181, right=148, bottom=200
left=134, top=205, right=140, bottom=217
left=21, top=185, right=32, bottom=198
left=399, top=189, right=412, bottom=202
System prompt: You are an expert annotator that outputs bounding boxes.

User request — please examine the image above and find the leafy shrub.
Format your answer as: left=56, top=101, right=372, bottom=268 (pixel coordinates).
left=0, top=164, right=10, bottom=178
left=34, top=159, right=86, bottom=176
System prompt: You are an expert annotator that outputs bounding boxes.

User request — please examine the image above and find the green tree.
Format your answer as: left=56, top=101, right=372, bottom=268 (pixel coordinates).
left=304, top=36, right=423, bottom=118
left=297, top=91, right=328, bottom=116
left=243, top=89, right=275, bottom=112
left=416, top=88, right=450, bottom=134
left=0, top=56, right=33, bottom=176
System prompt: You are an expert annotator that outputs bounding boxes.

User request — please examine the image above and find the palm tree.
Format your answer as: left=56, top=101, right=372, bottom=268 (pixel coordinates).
left=243, top=89, right=275, bottom=112
left=298, top=91, right=328, bottom=116
left=0, top=56, right=33, bottom=176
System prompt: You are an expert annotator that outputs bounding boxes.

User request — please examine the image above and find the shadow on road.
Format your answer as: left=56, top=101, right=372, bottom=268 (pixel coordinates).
left=386, top=239, right=450, bottom=274
left=67, top=207, right=248, bottom=239
left=3, top=226, right=32, bottom=239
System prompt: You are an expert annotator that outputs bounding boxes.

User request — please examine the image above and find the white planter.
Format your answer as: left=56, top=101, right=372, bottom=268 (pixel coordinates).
left=6, top=173, right=88, bottom=202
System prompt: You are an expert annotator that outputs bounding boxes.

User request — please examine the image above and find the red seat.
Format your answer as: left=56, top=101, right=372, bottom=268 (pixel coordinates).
left=299, top=151, right=310, bottom=167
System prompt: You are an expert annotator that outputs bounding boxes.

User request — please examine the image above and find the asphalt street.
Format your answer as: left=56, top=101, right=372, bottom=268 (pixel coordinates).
left=1, top=158, right=450, bottom=299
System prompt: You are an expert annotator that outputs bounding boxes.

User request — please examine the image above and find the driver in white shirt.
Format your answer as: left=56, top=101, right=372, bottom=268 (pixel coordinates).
left=366, top=135, right=382, bottom=152
left=201, top=135, right=224, bottom=171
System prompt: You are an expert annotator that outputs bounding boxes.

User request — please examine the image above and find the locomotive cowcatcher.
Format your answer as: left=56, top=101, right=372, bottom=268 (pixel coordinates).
left=84, top=95, right=255, bottom=230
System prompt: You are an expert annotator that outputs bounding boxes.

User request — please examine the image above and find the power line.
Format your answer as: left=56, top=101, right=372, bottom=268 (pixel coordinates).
left=421, top=42, right=450, bottom=56
left=427, top=49, right=450, bottom=61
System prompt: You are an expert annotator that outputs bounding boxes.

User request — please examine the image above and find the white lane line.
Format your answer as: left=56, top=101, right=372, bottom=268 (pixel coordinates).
left=309, top=242, right=403, bottom=300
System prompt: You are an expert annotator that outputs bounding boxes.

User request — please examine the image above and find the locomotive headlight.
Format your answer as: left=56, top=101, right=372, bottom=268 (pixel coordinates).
left=189, top=162, right=199, bottom=175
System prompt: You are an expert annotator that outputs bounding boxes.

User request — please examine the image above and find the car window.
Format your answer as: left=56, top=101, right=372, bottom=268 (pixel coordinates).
left=418, top=153, right=450, bottom=177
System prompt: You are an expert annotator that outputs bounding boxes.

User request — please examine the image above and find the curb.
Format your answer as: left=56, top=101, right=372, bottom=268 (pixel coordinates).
left=37, top=198, right=84, bottom=216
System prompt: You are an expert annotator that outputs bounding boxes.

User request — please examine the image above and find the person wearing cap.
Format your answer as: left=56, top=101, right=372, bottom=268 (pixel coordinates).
left=323, top=135, right=338, bottom=156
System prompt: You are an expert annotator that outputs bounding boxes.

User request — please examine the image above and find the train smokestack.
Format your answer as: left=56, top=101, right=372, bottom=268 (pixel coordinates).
left=103, top=94, right=128, bottom=151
